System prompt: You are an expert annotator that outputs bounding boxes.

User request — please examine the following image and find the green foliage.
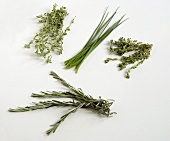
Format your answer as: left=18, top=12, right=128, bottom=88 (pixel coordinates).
left=65, top=8, right=127, bottom=73
left=105, top=37, right=152, bottom=78
left=24, top=4, right=74, bottom=63
left=9, top=71, right=115, bottom=135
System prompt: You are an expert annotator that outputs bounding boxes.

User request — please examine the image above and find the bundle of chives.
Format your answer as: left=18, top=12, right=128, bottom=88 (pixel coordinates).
left=65, top=8, right=127, bottom=73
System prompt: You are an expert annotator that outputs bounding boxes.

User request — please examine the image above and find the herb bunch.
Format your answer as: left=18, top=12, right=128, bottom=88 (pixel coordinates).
left=25, top=4, right=74, bottom=63
left=64, top=8, right=127, bottom=73
left=105, top=37, right=152, bottom=78
left=9, top=71, right=115, bottom=135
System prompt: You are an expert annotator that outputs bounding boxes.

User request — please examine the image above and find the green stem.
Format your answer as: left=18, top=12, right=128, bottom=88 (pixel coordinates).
left=46, top=103, right=85, bottom=135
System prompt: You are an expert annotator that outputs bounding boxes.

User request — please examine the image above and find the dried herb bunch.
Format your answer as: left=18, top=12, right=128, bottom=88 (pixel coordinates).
left=9, top=71, right=115, bottom=135
left=24, top=4, right=74, bottom=63
left=64, top=8, right=127, bottom=73
left=105, top=37, right=152, bottom=78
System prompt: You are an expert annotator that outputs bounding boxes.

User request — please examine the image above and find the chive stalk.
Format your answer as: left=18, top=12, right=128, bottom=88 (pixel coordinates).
left=65, top=8, right=127, bottom=73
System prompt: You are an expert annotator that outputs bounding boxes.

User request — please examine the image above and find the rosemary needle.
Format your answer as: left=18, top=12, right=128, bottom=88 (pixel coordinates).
left=9, top=71, right=116, bottom=135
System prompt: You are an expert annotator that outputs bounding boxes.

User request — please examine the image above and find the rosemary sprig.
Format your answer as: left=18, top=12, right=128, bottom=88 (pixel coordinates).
left=8, top=100, right=79, bottom=112
left=9, top=71, right=115, bottom=135
left=46, top=103, right=85, bottom=135
left=105, top=37, right=152, bottom=78
left=64, top=8, right=127, bottom=73
left=24, top=4, right=75, bottom=63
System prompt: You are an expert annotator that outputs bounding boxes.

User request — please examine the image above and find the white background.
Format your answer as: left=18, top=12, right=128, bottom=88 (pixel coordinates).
left=0, top=0, right=170, bottom=141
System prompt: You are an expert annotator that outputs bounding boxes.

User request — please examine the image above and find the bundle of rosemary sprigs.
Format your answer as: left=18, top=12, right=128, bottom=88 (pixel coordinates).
left=9, top=71, right=115, bottom=135
left=24, top=4, right=74, bottom=63
left=105, top=37, right=152, bottom=78
left=65, top=8, right=127, bottom=73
